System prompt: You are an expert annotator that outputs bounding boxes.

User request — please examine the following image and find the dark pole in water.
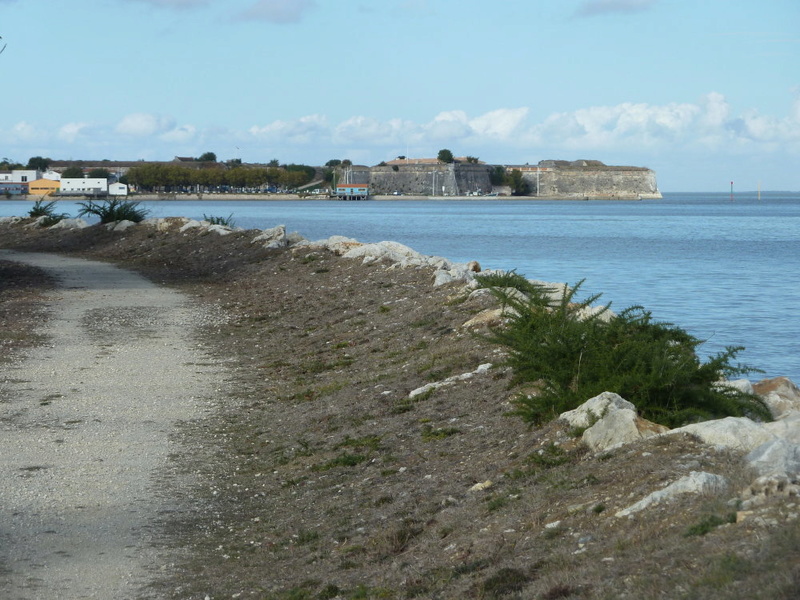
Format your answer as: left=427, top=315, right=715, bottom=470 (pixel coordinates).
left=730, top=181, right=734, bottom=202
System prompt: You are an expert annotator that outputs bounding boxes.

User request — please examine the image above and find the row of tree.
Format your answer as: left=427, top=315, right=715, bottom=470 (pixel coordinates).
left=124, top=163, right=317, bottom=192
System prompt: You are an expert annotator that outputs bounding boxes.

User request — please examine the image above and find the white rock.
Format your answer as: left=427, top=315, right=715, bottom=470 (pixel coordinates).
left=179, top=219, right=203, bottom=233
left=206, top=224, right=233, bottom=236
left=754, top=377, right=800, bottom=418
left=615, top=471, right=730, bottom=517
left=668, top=416, right=775, bottom=452
left=716, top=378, right=755, bottom=395
left=558, top=392, right=636, bottom=430
left=251, top=224, right=286, bottom=247
left=746, top=438, right=800, bottom=478
left=763, top=411, right=800, bottom=444
left=105, top=220, right=137, bottom=232
left=582, top=408, right=669, bottom=452
left=48, top=217, right=89, bottom=230
left=408, top=364, right=492, bottom=399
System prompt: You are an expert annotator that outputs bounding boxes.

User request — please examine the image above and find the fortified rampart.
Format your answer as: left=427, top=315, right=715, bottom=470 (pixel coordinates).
left=370, top=163, right=492, bottom=196
left=529, top=161, right=661, bottom=199
left=367, top=160, right=660, bottom=199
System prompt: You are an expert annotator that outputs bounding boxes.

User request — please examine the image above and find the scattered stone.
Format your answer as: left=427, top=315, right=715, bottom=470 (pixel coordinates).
left=408, top=364, right=492, bottom=399
left=469, top=481, right=493, bottom=492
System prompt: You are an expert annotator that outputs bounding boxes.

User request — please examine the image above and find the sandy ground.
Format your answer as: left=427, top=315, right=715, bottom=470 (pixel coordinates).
left=0, top=250, right=221, bottom=599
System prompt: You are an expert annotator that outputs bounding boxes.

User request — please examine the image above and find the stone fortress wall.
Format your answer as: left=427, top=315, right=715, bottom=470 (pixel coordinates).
left=366, top=159, right=661, bottom=199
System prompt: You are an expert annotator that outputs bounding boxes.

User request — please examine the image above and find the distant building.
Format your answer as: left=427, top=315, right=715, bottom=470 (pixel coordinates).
left=108, top=182, right=128, bottom=196
left=335, top=184, right=369, bottom=201
left=0, top=182, right=27, bottom=195
left=28, top=178, right=61, bottom=196
left=59, top=178, right=109, bottom=196
left=0, top=169, right=40, bottom=184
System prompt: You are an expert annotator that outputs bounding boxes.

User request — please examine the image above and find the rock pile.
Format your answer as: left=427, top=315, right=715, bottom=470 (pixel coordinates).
left=559, top=379, right=800, bottom=517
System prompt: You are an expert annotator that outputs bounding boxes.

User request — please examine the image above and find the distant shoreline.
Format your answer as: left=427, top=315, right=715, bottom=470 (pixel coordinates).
left=2, top=193, right=653, bottom=203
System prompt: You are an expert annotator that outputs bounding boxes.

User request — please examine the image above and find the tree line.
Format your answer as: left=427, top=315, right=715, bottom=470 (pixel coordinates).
left=124, top=163, right=316, bottom=193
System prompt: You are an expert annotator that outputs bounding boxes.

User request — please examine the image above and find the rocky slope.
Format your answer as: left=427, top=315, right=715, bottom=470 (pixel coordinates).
left=1, top=215, right=799, bottom=599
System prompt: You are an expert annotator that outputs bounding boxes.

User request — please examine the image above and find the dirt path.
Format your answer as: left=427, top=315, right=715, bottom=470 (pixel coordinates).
left=0, top=251, right=220, bottom=599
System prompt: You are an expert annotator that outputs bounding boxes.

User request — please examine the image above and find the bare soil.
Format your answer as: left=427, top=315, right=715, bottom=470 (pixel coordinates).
left=1, top=218, right=799, bottom=600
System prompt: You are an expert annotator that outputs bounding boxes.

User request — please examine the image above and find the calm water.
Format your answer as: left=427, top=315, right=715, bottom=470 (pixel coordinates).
left=2, top=192, right=799, bottom=381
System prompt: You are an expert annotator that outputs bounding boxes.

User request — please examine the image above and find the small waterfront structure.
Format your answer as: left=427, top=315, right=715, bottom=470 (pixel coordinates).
left=108, top=182, right=129, bottom=196
left=336, top=184, right=369, bottom=201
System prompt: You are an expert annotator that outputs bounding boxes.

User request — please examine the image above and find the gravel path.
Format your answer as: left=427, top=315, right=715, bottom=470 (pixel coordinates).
left=0, top=251, right=220, bottom=599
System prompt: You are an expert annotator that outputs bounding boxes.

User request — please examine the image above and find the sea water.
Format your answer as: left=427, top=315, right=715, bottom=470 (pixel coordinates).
left=2, top=192, right=798, bottom=381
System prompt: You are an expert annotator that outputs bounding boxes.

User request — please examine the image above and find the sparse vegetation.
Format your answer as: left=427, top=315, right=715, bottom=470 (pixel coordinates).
left=1, top=219, right=796, bottom=600
left=77, top=198, right=149, bottom=223
left=28, top=199, right=68, bottom=226
left=203, top=213, right=235, bottom=227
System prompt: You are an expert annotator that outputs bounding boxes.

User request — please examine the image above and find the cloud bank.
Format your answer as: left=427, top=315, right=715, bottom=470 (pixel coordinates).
left=3, top=93, right=798, bottom=187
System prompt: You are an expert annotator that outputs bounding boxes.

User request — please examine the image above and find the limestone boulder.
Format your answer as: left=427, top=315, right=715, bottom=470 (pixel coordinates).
left=581, top=407, right=669, bottom=452
left=48, top=217, right=89, bottom=230
left=668, top=416, right=775, bottom=453
left=105, top=220, right=137, bottom=232
left=252, top=224, right=289, bottom=248
left=558, top=392, right=636, bottom=430
left=754, top=377, right=800, bottom=418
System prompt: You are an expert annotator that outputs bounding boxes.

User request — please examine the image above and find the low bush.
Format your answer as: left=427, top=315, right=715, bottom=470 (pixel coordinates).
left=203, top=213, right=235, bottom=227
left=28, top=199, right=69, bottom=226
left=480, top=277, right=770, bottom=427
left=77, top=198, right=149, bottom=223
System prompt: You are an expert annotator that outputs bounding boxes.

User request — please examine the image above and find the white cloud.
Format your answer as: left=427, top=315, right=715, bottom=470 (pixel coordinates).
left=237, top=0, right=316, bottom=23
left=469, top=108, right=530, bottom=139
left=58, top=122, right=91, bottom=143
left=8, top=121, right=45, bottom=143
left=116, top=113, right=176, bottom=137
left=249, top=114, right=328, bottom=143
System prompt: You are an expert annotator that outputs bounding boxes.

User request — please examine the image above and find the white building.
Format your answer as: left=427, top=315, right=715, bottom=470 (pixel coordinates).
left=42, top=169, right=62, bottom=181
left=59, top=178, right=109, bottom=196
left=108, top=182, right=128, bottom=196
left=0, top=169, right=40, bottom=183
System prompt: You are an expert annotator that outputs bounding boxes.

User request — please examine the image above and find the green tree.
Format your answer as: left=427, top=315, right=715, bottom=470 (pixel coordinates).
left=61, top=166, right=84, bottom=178
left=437, top=149, right=454, bottom=163
left=325, top=159, right=342, bottom=168
left=506, top=169, right=531, bottom=196
left=197, top=151, right=217, bottom=162
left=268, top=159, right=280, bottom=167
left=27, top=156, right=51, bottom=171
left=489, top=166, right=505, bottom=186
left=87, top=168, right=111, bottom=179
left=465, top=156, right=479, bottom=164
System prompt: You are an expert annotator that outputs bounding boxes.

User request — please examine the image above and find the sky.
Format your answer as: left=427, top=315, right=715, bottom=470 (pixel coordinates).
left=1, top=0, right=798, bottom=191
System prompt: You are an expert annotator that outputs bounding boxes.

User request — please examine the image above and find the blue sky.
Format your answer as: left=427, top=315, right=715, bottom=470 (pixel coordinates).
left=1, top=0, right=798, bottom=191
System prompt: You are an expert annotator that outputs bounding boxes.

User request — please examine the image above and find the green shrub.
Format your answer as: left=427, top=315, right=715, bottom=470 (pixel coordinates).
left=77, top=198, right=149, bottom=223
left=28, top=199, right=69, bottom=226
left=203, top=213, right=235, bottom=227
left=482, top=278, right=770, bottom=427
